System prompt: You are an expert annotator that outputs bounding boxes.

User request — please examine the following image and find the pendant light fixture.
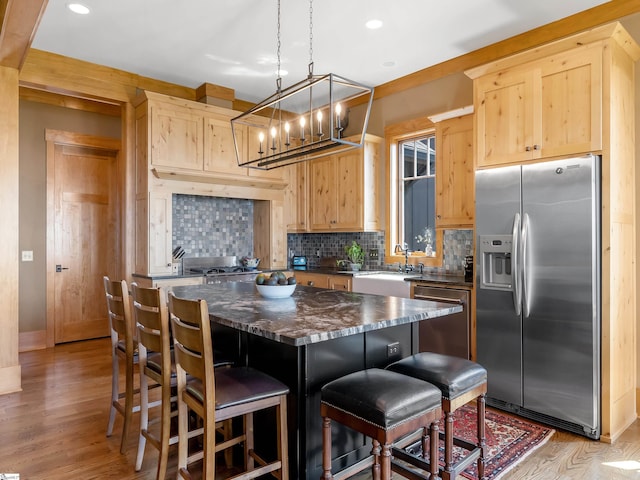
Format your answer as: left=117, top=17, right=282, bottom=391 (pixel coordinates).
left=231, top=0, right=374, bottom=170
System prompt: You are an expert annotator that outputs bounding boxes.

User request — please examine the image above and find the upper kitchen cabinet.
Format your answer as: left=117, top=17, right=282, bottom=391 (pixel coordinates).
left=307, top=135, right=381, bottom=232
left=150, top=103, right=204, bottom=170
left=434, top=113, right=474, bottom=228
left=470, top=38, right=602, bottom=167
left=284, top=162, right=307, bottom=232
left=135, top=91, right=286, bottom=186
left=467, top=22, right=640, bottom=443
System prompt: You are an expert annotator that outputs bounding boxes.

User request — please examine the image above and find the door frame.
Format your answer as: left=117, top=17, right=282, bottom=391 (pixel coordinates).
left=45, top=129, right=122, bottom=347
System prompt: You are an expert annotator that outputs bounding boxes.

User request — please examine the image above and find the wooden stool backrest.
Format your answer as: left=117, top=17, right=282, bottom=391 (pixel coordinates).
left=168, top=293, right=216, bottom=406
left=131, top=283, right=171, bottom=378
left=103, top=276, right=134, bottom=350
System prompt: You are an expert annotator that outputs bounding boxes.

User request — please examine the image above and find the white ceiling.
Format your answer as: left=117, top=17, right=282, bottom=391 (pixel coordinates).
left=32, top=0, right=610, bottom=103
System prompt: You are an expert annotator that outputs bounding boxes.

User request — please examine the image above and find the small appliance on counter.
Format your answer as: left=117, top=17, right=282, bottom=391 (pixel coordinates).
left=463, top=255, right=473, bottom=282
left=291, top=256, right=307, bottom=270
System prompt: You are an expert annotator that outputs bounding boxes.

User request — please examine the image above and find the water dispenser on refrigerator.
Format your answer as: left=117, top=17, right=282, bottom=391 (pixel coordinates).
left=479, top=235, right=514, bottom=291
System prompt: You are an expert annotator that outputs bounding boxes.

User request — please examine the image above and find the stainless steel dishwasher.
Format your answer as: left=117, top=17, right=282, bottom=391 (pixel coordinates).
left=412, top=284, right=470, bottom=359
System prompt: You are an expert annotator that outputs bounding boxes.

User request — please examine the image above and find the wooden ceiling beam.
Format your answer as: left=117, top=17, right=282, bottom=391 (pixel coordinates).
left=0, top=0, right=48, bottom=69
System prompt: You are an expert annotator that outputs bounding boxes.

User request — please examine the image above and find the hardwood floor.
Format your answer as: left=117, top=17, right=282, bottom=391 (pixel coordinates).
left=1, top=338, right=639, bottom=479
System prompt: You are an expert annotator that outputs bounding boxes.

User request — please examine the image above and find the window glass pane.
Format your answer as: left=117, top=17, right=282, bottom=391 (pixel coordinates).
left=428, top=136, right=436, bottom=176
left=416, top=138, right=429, bottom=177
left=398, top=132, right=436, bottom=256
left=403, top=177, right=436, bottom=253
left=402, top=142, right=414, bottom=178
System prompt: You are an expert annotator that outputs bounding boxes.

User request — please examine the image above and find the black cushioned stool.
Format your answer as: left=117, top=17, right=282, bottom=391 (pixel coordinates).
left=320, top=368, right=442, bottom=480
left=387, top=353, right=488, bottom=480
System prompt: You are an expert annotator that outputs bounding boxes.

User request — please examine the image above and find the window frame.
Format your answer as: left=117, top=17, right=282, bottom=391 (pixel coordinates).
left=384, top=117, right=443, bottom=268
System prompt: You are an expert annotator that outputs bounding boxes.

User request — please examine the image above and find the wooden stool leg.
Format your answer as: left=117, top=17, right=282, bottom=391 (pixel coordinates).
left=321, top=416, right=334, bottom=479
left=380, top=443, right=392, bottom=480
left=371, top=439, right=381, bottom=480
left=443, top=410, right=454, bottom=479
left=430, top=421, right=440, bottom=479
left=477, top=394, right=486, bottom=480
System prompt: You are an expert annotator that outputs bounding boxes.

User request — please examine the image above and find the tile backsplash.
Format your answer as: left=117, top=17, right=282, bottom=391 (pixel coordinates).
left=287, top=229, right=473, bottom=274
left=172, top=194, right=254, bottom=257
left=172, top=194, right=473, bottom=274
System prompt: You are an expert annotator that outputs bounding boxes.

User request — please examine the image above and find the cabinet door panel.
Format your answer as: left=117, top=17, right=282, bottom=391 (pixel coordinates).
left=476, top=69, right=535, bottom=166
left=335, top=152, right=364, bottom=230
left=204, top=115, right=247, bottom=175
left=148, top=191, right=172, bottom=274
left=150, top=105, right=203, bottom=170
left=540, top=47, right=602, bottom=157
left=436, top=115, right=474, bottom=227
left=308, top=157, right=335, bottom=230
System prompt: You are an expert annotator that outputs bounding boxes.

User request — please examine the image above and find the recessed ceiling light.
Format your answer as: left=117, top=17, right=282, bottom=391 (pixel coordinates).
left=67, top=3, right=90, bottom=15
left=366, top=19, right=383, bottom=30
left=382, top=61, right=396, bottom=68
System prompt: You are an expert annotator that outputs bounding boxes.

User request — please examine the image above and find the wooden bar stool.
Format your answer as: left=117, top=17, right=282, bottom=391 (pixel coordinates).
left=387, top=352, right=488, bottom=480
left=168, top=292, right=290, bottom=480
left=320, top=368, right=442, bottom=480
left=103, top=276, right=140, bottom=454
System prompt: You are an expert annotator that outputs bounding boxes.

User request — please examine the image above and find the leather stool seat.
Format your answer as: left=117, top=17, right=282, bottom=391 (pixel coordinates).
left=320, top=368, right=442, bottom=480
left=387, top=353, right=488, bottom=480
left=386, top=353, right=487, bottom=400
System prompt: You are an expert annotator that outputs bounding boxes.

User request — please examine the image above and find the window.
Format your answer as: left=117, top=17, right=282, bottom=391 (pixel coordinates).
left=385, top=117, right=442, bottom=267
left=400, top=135, right=436, bottom=254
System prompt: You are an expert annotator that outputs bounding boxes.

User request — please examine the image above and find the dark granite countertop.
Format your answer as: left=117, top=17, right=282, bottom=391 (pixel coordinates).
left=170, top=282, right=462, bottom=347
left=132, top=272, right=205, bottom=280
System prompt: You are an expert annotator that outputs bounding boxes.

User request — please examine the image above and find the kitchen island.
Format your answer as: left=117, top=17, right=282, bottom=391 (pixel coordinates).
left=171, top=282, right=462, bottom=479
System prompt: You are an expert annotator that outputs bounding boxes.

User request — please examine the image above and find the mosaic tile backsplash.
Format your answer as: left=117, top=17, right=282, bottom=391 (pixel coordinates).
left=287, top=229, right=473, bottom=274
left=173, top=194, right=473, bottom=274
left=172, top=194, right=254, bottom=257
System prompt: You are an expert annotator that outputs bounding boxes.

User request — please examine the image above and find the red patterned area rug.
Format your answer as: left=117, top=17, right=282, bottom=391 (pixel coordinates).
left=403, top=404, right=555, bottom=480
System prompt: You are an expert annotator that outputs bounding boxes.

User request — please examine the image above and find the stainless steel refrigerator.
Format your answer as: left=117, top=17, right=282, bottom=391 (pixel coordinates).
left=475, top=154, right=600, bottom=439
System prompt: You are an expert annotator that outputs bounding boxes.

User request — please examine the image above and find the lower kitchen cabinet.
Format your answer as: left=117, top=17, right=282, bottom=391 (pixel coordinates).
left=293, top=272, right=352, bottom=291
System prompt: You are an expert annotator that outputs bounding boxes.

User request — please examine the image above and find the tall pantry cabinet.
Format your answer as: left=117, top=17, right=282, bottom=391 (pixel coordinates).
left=466, top=22, right=640, bottom=443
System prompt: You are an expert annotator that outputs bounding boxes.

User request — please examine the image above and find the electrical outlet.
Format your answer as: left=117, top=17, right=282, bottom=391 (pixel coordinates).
left=22, top=250, right=34, bottom=262
left=369, top=248, right=378, bottom=258
left=387, top=342, right=400, bottom=357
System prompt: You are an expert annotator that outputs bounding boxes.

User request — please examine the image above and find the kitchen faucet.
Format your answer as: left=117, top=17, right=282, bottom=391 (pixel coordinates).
left=394, top=243, right=413, bottom=273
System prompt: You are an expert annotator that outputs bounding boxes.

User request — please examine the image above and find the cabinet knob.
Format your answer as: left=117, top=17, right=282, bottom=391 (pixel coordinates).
left=533, top=144, right=540, bottom=150
left=525, top=146, right=531, bottom=152
left=307, top=281, right=315, bottom=286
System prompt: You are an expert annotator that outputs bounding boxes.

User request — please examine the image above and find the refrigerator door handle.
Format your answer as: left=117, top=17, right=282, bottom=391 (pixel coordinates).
left=512, top=212, right=522, bottom=316
left=522, top=213, right=531, bottom=318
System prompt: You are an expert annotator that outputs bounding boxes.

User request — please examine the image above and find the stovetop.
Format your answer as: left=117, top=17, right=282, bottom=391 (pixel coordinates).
left=189, top=266, right=257, bottom=275
left=182, top=255, right=260, bottom=276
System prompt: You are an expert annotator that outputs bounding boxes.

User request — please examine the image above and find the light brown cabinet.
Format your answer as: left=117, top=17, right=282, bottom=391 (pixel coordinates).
left=434, top=114, right=474, bottom=228
left=134, top=91, right=289, bottom=275
left=307, top=135, right=381, bottom=232
left=284, top=162, right=308, bottom=232
left=467, top=22, right=640, bottom=443
left=474, top=45, right=602, bottom=167
left=292, top=272, right=352, bottom=291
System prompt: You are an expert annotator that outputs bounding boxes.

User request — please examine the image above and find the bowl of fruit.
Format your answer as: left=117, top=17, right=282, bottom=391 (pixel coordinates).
left=255, top=271, right=297, bottom=299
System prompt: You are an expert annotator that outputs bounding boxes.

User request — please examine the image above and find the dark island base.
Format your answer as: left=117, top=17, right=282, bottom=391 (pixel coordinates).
left=213, top=322, right=416, bottom=479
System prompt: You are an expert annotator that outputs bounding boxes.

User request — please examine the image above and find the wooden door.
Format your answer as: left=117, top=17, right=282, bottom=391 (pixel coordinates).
left=47, top=131, right=120, bottom=344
